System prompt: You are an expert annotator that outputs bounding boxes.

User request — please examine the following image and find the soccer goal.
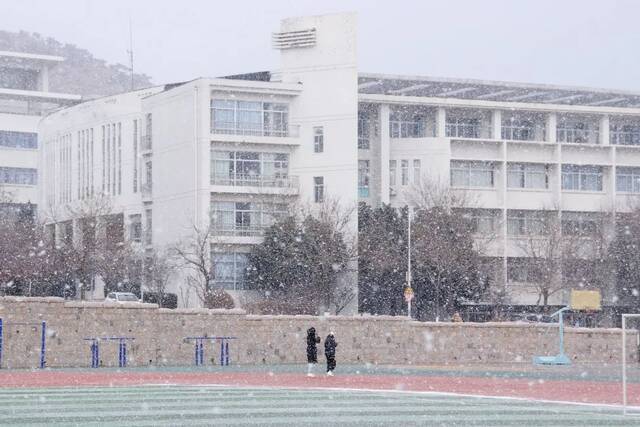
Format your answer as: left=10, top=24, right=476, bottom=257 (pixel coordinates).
left=622, top=314, right=640, bottom=416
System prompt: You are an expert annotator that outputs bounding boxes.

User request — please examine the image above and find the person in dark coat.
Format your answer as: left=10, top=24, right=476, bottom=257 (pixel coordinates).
left=324, top=331, right=338, bottom=376
left=306, top=327, right=321, bottom=377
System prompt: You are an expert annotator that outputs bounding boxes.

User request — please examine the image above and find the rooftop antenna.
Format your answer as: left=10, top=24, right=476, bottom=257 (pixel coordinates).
left=127, top=16, right=134, bottom=91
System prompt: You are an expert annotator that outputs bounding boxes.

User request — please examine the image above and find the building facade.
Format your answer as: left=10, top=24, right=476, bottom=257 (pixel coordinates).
left=38, top=13, right=358, bottom=308
left=0, top=51, right=80, bottom=216
left=358, top=75, right=640, bottom=307
left=35, top=11, right=640, bottom=311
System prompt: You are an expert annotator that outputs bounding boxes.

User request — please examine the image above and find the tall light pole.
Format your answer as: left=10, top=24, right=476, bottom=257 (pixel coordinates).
left=405, top=209, right=412, bottom=319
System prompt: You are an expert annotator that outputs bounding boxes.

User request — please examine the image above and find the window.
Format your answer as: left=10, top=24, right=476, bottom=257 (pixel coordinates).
left=502, top=119, right=536, bottom=141
left=561, top=165, right=603, bottom=191
left=144, top=113, right=152, bottom=149
left=463, top=210, right=498, bottom=235
left=211, top=252, right=248, bottom=290
left=610, top=123, right=640, bottom=146
left=117, top=122, right=122, bottom=195
left=507, top=258, right=543, bottom=283
left=507, top=163, right=548, bottom=189
left=557, top=119, right=595, bottom=143
left=446, top=117, right=482, bottom=138
left=144, top=209, right=152, bottom=245
left=314, top=176, right=324, bottom=203
left=211, top=150, right=290, bottom=187
left=389, top=110, right=425, bottom=138
left=211, top=201, right=288, bottom=236
left=358, top=111, right=370, bottom=149
left=313, top=126, right=324, bottom=153
left=617, top=167, right=640, bottom=193
left=413, top=159, right=421, bottom=183
left=507, top=210, right=548, bottom=236
left=561, top=212, right=599, bottom=236
left=389, top=160, right=397, bottom=186
left=0, top=167, right=37, bottom=185
left=129, top=214, right=142, bottom=242
left=133, top=120, right=138, bottom=193
left=450, top=161, right=494, bottom=188
left=401, top=160, right=409, bottom=185
left=0, top=130, right=37, bottom=149
left=358, top=160, right=370, bottom=197
left=211, top=99, right=289, bottom=137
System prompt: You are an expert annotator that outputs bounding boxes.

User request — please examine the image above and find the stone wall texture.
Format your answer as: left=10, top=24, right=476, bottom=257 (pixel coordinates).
left=0, top=297, right=637, bottom=369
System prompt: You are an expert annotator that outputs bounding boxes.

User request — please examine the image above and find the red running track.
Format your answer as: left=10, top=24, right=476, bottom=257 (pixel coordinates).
left=0, top=370, right=637, bottom=406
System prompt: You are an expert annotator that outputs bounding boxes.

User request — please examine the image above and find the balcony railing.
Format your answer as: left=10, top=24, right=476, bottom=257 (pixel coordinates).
left=445, top=123, right=492, bottom=139
left=141, top=135, right=152, bottom=151
left=556, top=128, right=598, bottom=144
left=211, top=122, right=300, bottom=138
left=211, top=174, right=298, bottom=189
left=212, top=223, right=268, bottom=237
left=501, top=125, right=544, bottom=141
left=610, top=130, right=640, bottom=146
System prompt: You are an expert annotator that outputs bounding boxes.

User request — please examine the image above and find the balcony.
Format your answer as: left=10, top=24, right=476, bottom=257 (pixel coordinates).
left=212, top=223, right=268, bottom=237
left=501, top=125, right=545, bottom=142
left=556, top=128, right=599, bottom=144
left=211, top=174, right=298, bottom=189
left=211, top=122, right=300, bottom=138
left=445, top=123, right=492, bottom=139
left=140, top=135, right=152, bottom=151
left=610, top=130, right=640, bottom=146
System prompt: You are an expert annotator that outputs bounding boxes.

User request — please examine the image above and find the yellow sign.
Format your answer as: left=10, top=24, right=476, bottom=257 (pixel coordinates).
left=570, top=290, right=601, bottom=311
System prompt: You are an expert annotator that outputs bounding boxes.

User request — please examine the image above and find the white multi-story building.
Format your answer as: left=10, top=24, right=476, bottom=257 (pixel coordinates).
left=36, top=11, right=640, bottom=311
left=0, top=51, right=80, bottom=215
left=38, top=13, right=358, bottom=308
left=358, top=74, right=640, bottom=308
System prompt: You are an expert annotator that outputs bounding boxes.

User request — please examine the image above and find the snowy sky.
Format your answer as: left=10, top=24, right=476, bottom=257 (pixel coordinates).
left=3, top=0, right=640, bottom=91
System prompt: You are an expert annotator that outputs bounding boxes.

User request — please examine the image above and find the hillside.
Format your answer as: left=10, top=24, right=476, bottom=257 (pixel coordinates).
left=0, top=30, right=153, bottom=98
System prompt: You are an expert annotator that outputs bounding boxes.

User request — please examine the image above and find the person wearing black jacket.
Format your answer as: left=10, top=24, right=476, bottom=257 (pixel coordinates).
left=306, top=327, right=321, bottom=377
left=324, top=332, right=338, bottom=376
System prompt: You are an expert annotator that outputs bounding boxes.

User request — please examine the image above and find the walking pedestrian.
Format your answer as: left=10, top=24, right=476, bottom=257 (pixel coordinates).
left=306, top=327, right=321, bottom=377
left=324, top=331, right=338, bottom=376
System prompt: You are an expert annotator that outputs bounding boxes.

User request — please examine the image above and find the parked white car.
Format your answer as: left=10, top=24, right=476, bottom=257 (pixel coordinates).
left=105, top=292, right=141, bottom=303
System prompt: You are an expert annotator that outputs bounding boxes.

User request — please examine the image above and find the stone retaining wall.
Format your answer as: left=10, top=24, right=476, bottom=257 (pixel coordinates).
left=0, top=297, right=636, bottom=369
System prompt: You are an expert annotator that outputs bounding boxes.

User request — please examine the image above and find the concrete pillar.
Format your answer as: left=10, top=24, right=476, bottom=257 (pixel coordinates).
left=600, top=115, right=610, bottom=146
left=546, top=113, right=557, bottom=143
left=492, top=110, right=502, bottom=140
left=380, top=104, right=391, bottom=204
left=39, top=65, right=49, bottom=92
left=436, top=107, right=446, bottom=137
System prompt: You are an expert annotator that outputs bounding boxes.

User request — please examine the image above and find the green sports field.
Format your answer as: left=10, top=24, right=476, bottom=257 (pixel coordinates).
left=0, top=385, right=637, bottom=426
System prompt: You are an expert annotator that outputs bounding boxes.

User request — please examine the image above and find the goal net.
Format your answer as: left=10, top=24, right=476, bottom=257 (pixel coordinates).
left=622, top=314, right=640, bottom=416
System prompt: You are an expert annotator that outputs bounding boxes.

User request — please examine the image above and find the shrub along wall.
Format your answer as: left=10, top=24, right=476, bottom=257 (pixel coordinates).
left=0, top=297, right=636, bottom=369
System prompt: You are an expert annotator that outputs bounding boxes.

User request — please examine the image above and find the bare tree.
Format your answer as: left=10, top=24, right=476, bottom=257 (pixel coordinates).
left=171, top=222, right=216, bottom=307
left=142, top=249, right=178, bottom=306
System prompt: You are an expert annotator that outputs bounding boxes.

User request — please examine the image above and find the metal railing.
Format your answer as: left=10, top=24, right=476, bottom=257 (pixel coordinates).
left=445, top=123, right=492, bottom=139
left=501, top=125, right=545, bottom=141
left=212, top=223, right=267, bottom=237
left=610, top=130, right=640, bottom=146
left=211, top=174, right=298, bottom=189
left=211, top=122, right=300, bottom=138
left=556, top=128, right=599, bottom=144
